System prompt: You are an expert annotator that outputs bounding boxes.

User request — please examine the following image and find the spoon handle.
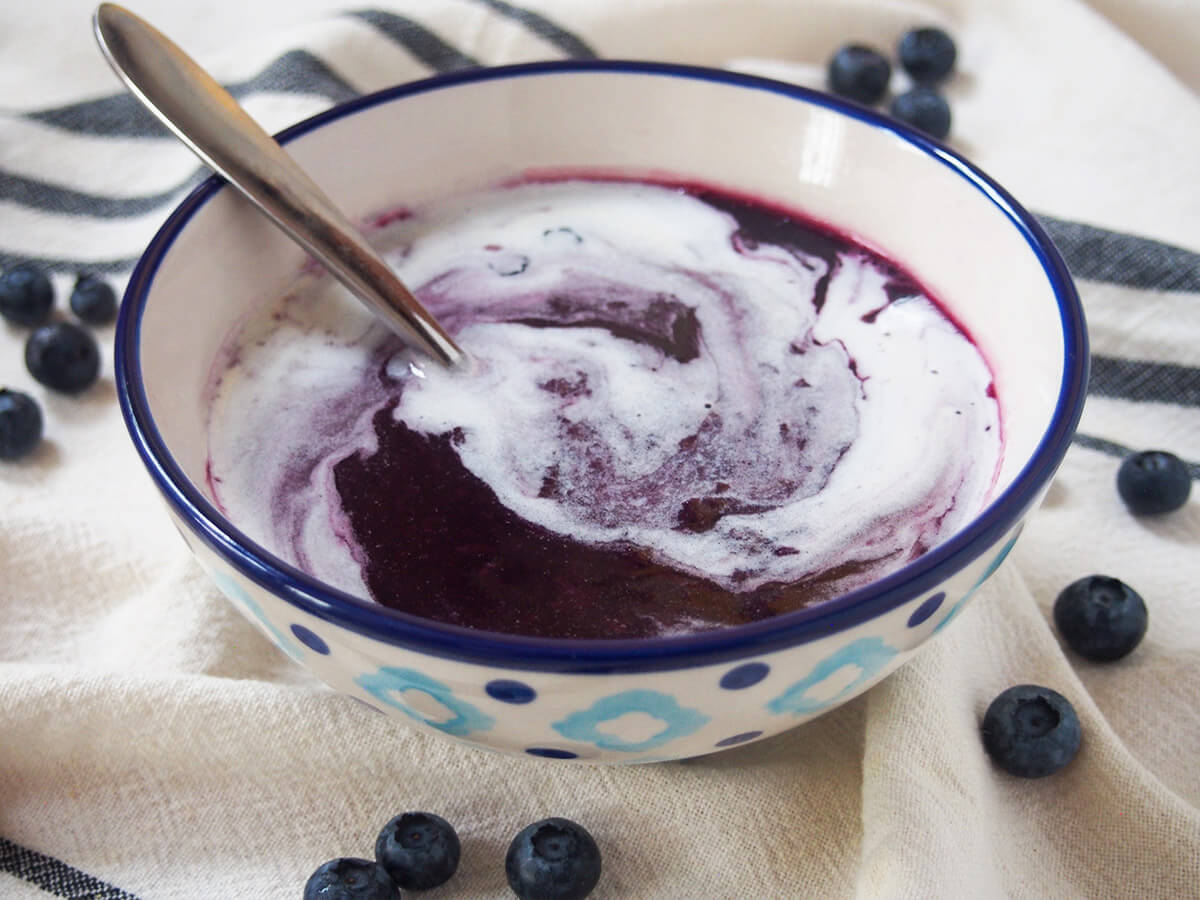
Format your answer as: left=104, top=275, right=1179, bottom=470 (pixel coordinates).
left=93, top=3, right=465, bottom=368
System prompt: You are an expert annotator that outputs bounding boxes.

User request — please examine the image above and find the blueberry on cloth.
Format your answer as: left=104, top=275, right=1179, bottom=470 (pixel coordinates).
left=69, top=273, right=118, bottom=325
left=1117, top=450, right=1191, bottom=515
left=0, top=388, right=43, bottom=461
left=889, top=87, right=952, bottom=139
left=505, top=817, right=602, bottom=900
left=375, top=811, right=460, bottom=890
left=25, top=321, right=100, bottom=393
left=1054, top=575, right=1148, bottom=661
left=981, top=685, right=1081, bottom=778
left=897, top=27, right=957, bottom=83
left=303, top=858, right=398, bottom=900
left=0, top=262, right=54, bottom=327
left=827, top=45, right=892, bottom=105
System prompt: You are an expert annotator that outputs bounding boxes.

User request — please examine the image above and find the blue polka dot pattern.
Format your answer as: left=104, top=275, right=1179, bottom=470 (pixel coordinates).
left=290, top=624, right=330, bottom=654
left=716, top=731, right=763, bottom=747
left=907, top=592, right=946, bottom=628
left=355, top=667, right=495, bottom=737
left=767, top=636, right=899, bottom=718
left=525, top=747, right=578, bottom=759
left=719, top=662, right=769, bottom=690
left=553, top=690, right=710, bottom=753
left=485, top=679, right=537, bottom=704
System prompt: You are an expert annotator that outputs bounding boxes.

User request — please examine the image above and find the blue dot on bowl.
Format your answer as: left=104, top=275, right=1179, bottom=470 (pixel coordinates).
left=289, top=623, right=330, bottom=654
left=720, top=662, right=769, bottom=690
left=907, top=591, right=946, bottom=628
left=716, top=731, right=763, bottom=747
left=485, top=679, right=537, bottom=704
left=525, top=747, right=577, bottom=759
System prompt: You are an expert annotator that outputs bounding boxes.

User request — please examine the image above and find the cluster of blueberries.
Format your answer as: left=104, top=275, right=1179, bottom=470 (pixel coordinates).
left=0, top=262, right=115, bottom=460
left=981, top=450, right=1190, bottom=778
left=305, top=813, right=601, bottom=900
left=827, top=27, right=956, bottom=140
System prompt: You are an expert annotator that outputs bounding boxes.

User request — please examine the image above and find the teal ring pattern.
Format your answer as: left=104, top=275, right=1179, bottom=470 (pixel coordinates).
left=355, top=666, right=495, bottom=737
left=767, top=636, right=898, bottom=717
left=552, top=690, right=709, bottom=753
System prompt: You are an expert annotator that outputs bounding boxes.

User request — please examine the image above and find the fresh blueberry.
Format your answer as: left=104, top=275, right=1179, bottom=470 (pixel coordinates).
left=0, top=262, right=54, bottom=327
left=0, top=388, right=43, bottom=461
left=303, top=858, right=398, bottom=900
left=981, top=685, right=1081, bottom=778
left=69, top=273, right=118, bottom=325
left=827, top=45, right=892, bottom=105
left=505, top=817, right=602, bottom=900
left=1054, top=575, right=1148, bottom=661
left=897, top=27, right=958, bottom=83
left=889, top=87, right=952, bottom=139
left=25, top=322, right=101, bottom=393
left=375, top=811, right=460, bottom=891
left=1117, top=450, right=1191, bottom=515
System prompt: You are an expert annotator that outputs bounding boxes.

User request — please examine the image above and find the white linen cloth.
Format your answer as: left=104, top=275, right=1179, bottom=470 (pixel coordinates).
left=1, top=1, right=1198, bottom=897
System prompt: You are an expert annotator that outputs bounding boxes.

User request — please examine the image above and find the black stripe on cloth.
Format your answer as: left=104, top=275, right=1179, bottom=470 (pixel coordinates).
left=0, top=836, right=142, bottom=900
left=1037, top=215, right=1200, bottom=293
left=347, top=10, right=480, bottom=71
left=0, top=249, right=140, bottom=275
left=24, top=50, right=357, bottom=138
left=1090, top=355, right=1200, bottom=407
left=0, top=168, right=204, bottom=219
left=464, top=0, right=597, bottom=58
left=1072, top=433, right=1200, bottom=480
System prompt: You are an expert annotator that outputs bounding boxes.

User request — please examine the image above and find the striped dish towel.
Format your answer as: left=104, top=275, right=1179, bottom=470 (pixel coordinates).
left=1, top=2, right=1197, bottom=898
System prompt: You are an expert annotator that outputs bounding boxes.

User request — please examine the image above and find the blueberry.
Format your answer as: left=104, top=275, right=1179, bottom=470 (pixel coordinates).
left=25, top=322, right=101, bottom=394
left=897, top=27, right=958, bottom=84
left=0, top=262, right=54, bottom=327
left=827, top=45, right=892, bottom=105
left=303, top=858, right=398, bottom=900
left=375, top=811, right=460, bottom=891
left=505, top=817, right=602, bottom=900
left=981, top=685, right=1081, bottom=778
left=0, top=388, right=43, bottom=461
left=1117, top=450, right=1191, bottom=515
left=70, top=273, right=118, bottom=325
left=889, top=87, right=952, bottom=139
left=1054, top=575, right=1148, bottom=661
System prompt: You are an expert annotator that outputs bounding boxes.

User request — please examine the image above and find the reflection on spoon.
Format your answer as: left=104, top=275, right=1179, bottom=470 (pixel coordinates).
left=92, top=2, right=466, bottom=368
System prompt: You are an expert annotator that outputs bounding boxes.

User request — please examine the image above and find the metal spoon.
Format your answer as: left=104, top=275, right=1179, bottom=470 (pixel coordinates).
left=93, top=3, right=466, bottom=368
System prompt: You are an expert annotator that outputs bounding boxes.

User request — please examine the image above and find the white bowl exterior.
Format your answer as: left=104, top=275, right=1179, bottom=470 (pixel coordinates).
left=173, top=503, right=1024, bottom=762
left=132, top=69, right=1071, bottom=761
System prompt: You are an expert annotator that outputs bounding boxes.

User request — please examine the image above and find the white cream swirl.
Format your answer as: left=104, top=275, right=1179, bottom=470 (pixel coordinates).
left=206, top=179, right=1002, bottom=609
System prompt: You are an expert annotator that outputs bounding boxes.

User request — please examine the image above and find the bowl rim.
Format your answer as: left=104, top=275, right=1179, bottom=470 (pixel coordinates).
left=115, top=59, right=1088, bottom=674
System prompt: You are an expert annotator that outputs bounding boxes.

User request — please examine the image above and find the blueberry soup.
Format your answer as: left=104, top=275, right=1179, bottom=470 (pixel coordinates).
left=204, top=176, right=1002, bottom=639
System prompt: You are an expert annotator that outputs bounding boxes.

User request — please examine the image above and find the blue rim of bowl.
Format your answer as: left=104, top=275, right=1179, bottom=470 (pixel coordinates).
left=116, top=60, right=1088, bottom=674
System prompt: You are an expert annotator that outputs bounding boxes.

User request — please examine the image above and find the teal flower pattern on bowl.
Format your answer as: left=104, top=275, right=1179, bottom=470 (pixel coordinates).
left=553, top=689, right=709, bottom=753
left=211, top=570, right=305, bottom=662
left=356, top=666, right=495, bottom=738
left=933, top=530, right=1021, bottom=635
left=768, top=636, right=898, bottom=717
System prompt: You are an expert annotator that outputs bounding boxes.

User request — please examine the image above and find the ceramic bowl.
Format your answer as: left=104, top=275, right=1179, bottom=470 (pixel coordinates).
left=116, top=61, right=1087, bottom=763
